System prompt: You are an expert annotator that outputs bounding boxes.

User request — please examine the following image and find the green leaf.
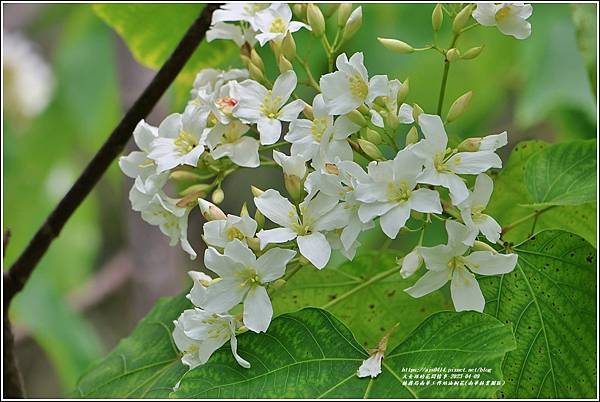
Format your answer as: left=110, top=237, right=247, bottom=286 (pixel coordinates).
left=172, top=308, right=515, bottom=398
left=488, top=140, right=596, bottom=247
left=272, top=250, right=452, bottom=349
left=92, top=4, right=239, bottom=85
left=524, top=139, right=597, bottom=206
left=480, top=230, right=597, bottom=398
left=75, top=294, right=189, bottom=398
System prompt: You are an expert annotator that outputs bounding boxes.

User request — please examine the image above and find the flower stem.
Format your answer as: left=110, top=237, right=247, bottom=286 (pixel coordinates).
left=436, top=33, right=459, bottom=116
left=501, top=206, right=556, bottom=235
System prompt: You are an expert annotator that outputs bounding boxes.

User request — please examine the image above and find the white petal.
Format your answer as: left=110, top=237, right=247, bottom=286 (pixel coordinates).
left=479, top=131, right=507, bottom=151
left=229, top=137, right=260, bottom=168
left=333, top=115, right=360, bottom=139
left=340, top=218, right=363, bottom=250
left=445, top=220, right=472, bottom=252
left=465, top=251, right=518, bottom=276
left=451, top=267, right=485, bottom=312
left=409, top=188, right=443, bottom=214
left=243, top=286, right=273, bottom=333
left=203, top=278, right=247, bottom=312
left=229, top=331, right=251, bottom=368
left=380, top=204, right=411, bottom=239
left=204, top=247, right=243, bottom=278
left=297, top=232, right=331, bottom=269
left=254, top=189, right=298, bottom=227
left=497, top=15, right=531, bottom=39
left=367, top=75, right=389, bottom=103
left=279, top=99, right=305, bottom=121
left=119, top=151, right=149, bottom=179
left=420, top=245, right=455, bottom=272
left=224, top=239, right=256, bottom=267
left=358, top=202, right=396, bottom=223
left=400, top=249, right=423, bottom=279
left=133, top=119, right=158, bottom=151
left=397, top=103, right=414, bottom=124
left=471, top=173, right=494, bottom=207
left=257, top=227, right=298, bottom=248
left=357, top=352, right=383, bottom=378
left=418, top=114, right=448, bottom=147
left=449, top=151, right=502, bottom=174
left=257, top=117, right=282, bottom=145
left=404, top=269, right=450, bottom=298
left=256, top=248, right=296, bottom=282
left=188, top=271, right=212, bottom=307
left=443, top=172, right=470, bottom=205
left=472, top=3, right=497, bottom=26
left=272, top=70, right=297, bottom=104
left=312, top=203, right=351, bottom=232
left=475, top=214, right=501, bottom=244
left=370, top=110, right=384, bottom=128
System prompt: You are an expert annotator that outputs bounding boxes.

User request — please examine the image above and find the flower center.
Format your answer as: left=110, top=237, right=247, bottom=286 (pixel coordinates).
left=216, top=96, right=238, bottom=115
left=495, top=5, right=512, bottom=21
left=174, top=131, right=198, bottom=155
left=244, top=4, right=268, bottom=15
left=238, top=268, right=261, bottom=288
left=387, top=180, right=412, bottom=204
left=348, top=74, right=368, bottom=99
left=260, top=91, right=282, bottom=119
left=471, top=205, right=486, bottom=223
left=311, top=117, right=329, bottom=141
left=204, top=315, right=230, bottom=340
left=434, top=148, right=457, bottom=173
left=226, top=226, right=245, bottom=241
left=270, top=17, right=286, bottom=33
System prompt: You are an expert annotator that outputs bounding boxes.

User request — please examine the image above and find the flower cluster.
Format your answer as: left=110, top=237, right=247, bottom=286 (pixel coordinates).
left=119, top=2, right=531, bottom=377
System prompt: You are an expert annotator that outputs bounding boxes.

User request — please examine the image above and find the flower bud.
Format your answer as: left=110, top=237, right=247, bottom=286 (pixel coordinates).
left=169, top=170, right=202, bottom=181
left=250, top=185, right=264, bottom=197
left=446, top=48, right=461, bottom=62
left=432, top=4, right=443, bottom=32
left=292, top=3, right=307, bottom=19
left=399, top=249, right=423, bottom=279
left=342, top=6, right=362, bottom=41
left=357, top=139, right=384, bottom=161
left=324, top=3, right=340, bottom=18
left=307, top=4, right=326, bottom=38
left=278, top=55, right=293, bottom=73
left=284, top=173, right=303, bottom=202
left=198, top=198, right=226, bottom=221
left=377, top=37, right=414, bottom=54
left=240, top=202, right=249, bottom=217
left=250, top=48, right=265, bottom=72
left=176, top=192, right=204, bottom=208
left=337, top=3, right=353, bottom=27
left=386, top=112, right=400, bottom=130
left=281, top=31, right=296, bottom=60
left=248, top=62, right=266, bottom=83
left=254, top=209, right=265, bottom=229
left=446, top=90, right=473, bottom=123
left=347, top=109, right=367, bottom=126
left=211, top=188, right=224, bottom=204
left=240, top=54, right=251, bottom=68
left=325, top=163, right=340, bottom=175
left=365, top=128, right=382, bottom=145
left=472, top=240, right=498, bottom=253
left=412, top=103, right=424, bottom=122
left=461, top=46, right=484, bottom=60
left=457, top=137, right=482, bottom=152
left=180, top=183, right=212, bottom=196
left=405, top=126, right=419, bottom=145
left=452, top=4, right=473, bottom=33
left=397, top=78, right=409, bottom=104
left=303, top=104, right=314, bottom=120
left=247, top=236, right=261, bottom=251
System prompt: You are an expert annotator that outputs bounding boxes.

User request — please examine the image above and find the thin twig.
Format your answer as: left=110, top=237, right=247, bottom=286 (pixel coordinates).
left=3, top=5, right=221, bottom=308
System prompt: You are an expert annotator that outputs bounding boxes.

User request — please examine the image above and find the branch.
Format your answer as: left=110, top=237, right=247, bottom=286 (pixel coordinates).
left=2, top=4, right=221, bottom=308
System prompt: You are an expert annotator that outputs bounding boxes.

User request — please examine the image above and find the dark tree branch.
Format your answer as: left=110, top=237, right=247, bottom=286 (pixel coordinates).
left=3, top=4, right=220, bottom=309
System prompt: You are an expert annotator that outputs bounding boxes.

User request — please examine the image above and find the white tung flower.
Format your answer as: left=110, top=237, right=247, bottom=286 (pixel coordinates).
left=285, top=94, right=359, bottom=166
left=212, top=3, right=270, bottom=30
left=254, top=189, right=347, bottom=269
left=135, top=190, right=197, bottom=259
left=232, top=70, right=305, bottom=145
left=206, top=120, right=260, bottom=168
left=458, top=173, right=502, bottom=245
left=473, top=3, right=532, bottom=40
left=201, top=239, right=296, bottom=332
left=148, top=109, right=207, bottom=173
left=370, top=78, right=414, bottom=128
left=207, top=22, right=258, bottom=47
left=191, top=68, right=249, bottom=99
left=253, top=3, right=310, bottom=46
left=202, top=213, right=258, bottom=248
left=357, top=351, right=384, bottom=378
left=187, top=271, right=213, bottom=308
left=319, top=52, right=388, bottom=115
left=405, top=220, right=518, bottom=312
left=119, top=120, right=168, bottom=194
left=173, top=308, right=250, bottom=369
left=411, top=114, right=503, bottom=205
left=355, top=148, right=443, bottom=239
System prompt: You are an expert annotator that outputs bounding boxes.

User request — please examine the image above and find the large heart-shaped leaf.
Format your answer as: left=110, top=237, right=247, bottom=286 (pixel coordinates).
left=172, top=308, right=516, bottom=398
left=272, top=250, right=452, bottom=350
left=488, top=140, right=596, bottom=247
left=524, top=139, right=597, bottom=206
left=480, top=230, right=597, bottom=398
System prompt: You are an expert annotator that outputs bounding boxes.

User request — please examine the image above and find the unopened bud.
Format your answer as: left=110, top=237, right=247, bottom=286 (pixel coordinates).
left=176, top=192, right=204, bottom=208
left=357, top=138, right=384, bottom=161
left=250, top=48, right=265, bottom=72
left=405, top=126, right=419, bottom=145
left=397, top=78, right=409, bottom=104
left=457, top=137, right=482, bottom=152
left=292, top=3, right=307, bottom=19
left=251, top=185, right=264, bottom=197
left=198, top=198, right=226, bottom=221
left=365, top=128, right=382, bottom=145
left=303, top=104, right=314, bottom=120
left=254, top=209, right=265, bottom=229
left=246, top=236, right=261, bottom=251
left=432, top=4, right=443, bottom=31
left=386, top=112, right=400, bottom=130
left=284, top=173, right=303, bottom=202
left=342, top=6, right=362, bottom=41
left=180, top=183, right=212, bottom=196
left=377, top=37, right=414, bottom=54
left=240, top=202, right=249, bottom=216
left=461, top=46, right=484, bottom=60
left=240, top=54, right=251, bottom=68
left=337, top=3, right=353, bottom=27
left=472, top=240, right=498, bottom=253
left=307, top=4, right=326, bottom=37
left=169, top=170, right=202, bottom=181
left=248, top=62, right=266, bottom=83
left=453, top=4, right=473, bottom=33
left=412, top=103, right=424, bottom=122
left=446, top=91, right=473, bottom=123
left=278, top=55, right=293, bottom=73
left=324, top=3, right=340, bottom=18
left=324, top=163, right=340, bottom=175
left=211, top=188, right=224, bottom=204
left=281, top=32, right=297, bottom=60
left=399, top=249, right=423, bottom=279
left=346, top=109, right=367, bottom=127
left=446, top=48, right=461, bottom=62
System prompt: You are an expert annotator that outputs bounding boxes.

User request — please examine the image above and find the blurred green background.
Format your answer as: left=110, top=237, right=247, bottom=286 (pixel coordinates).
left=2, top=3, right=596, bottom=397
